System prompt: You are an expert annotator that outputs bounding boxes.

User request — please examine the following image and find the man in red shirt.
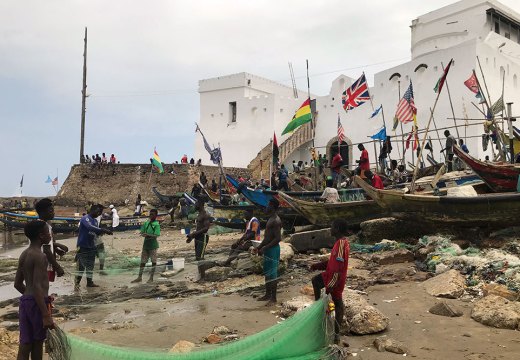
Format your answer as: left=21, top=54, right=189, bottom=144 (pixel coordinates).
left=310, top=219, right=350, bottom=344
left=331, top=152, right=343, bottom=187
left=355, top=143, right=370, bottom=176
left=366, top=171, right=384, bottom=189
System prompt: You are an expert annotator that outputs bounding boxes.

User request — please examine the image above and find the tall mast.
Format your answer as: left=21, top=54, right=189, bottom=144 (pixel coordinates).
left=80, top=27, right=88, bottom=163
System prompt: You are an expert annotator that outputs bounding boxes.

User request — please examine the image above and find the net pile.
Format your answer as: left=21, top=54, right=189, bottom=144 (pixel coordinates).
left=67, top=298, right=331, bottom=360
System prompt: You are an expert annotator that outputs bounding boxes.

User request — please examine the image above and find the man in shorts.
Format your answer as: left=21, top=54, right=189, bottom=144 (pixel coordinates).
left=14, top=220, right=54, bottom=360
left=132, top=209, right=161, bottom=283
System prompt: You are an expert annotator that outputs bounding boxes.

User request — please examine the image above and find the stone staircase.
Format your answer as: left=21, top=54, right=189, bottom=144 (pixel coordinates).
left=248, top=119, right=315, bottom=180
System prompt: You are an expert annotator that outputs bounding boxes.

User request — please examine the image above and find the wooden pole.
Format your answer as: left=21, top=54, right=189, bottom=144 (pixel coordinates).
left=506, top=102, right=515, bottom=164
left=476, top=57, right=492, bottom=108
left=80, top=27, right=87, bottom=164
left=306, top=59, right=318, bottom=190
left=441, top=61, right=460, bottom=138
left=430, top=107, right=444, bottom=162
left=397, top=80, right=406, bottom=165
left=410, top=90, right=444, bottom=193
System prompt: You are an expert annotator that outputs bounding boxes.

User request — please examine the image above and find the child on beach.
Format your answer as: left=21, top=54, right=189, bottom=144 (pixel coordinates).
left=14, top=220, right=55, bottom=360
left=310, top=218, right=350, bottom=344
left=132, top=209, right=160, bottom=283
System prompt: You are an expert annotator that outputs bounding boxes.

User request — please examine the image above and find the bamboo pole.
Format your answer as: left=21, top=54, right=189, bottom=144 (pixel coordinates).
left=441, top=61, right=460, bottom=138
left=79, top=27, right=88, bottom=164
left=410, top=88, right=444, bottom=193
left=306, top=60, right=319, bottom=190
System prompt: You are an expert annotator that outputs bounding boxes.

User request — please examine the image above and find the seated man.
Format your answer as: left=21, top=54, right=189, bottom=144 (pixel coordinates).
left=220, top=210, right=260, bottom=266
left=319, top=177, right=340, bottom=203
left=365, top=171, right=384, bottom=189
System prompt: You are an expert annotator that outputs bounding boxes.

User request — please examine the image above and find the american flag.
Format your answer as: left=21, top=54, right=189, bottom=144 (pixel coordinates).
left=337, top=115, right=345, bottom=142
left=342, top=74, right=370, bottom=111
left=51, top=177, right=58, bottom=186
left=395, top=82, right=417, bottom=124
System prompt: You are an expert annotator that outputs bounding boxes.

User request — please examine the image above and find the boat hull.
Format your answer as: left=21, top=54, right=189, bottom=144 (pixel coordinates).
left=354, top=176, right=520, bottom=226
left=454, top=145, right=520, bottom=192
left=277, top=192, right=385, bottom=227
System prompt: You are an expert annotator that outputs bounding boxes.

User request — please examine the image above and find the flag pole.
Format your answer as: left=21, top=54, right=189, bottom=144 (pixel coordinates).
left=364, top=71, right=382, bottom=174
left=306, top=59, right=318, bottom=190
left=441, top=61, right=460, bottom=139
left=429, top=107, right=444, bottom=163
left=397, top=80, right=406, bottom=166
left=410, top=86, right=444, bottom=193
left=387, top=105, right=402, bottom=163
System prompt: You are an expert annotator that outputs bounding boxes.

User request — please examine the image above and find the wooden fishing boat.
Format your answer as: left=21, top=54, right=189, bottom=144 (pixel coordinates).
left=454, top=145, right=520, bottom=192
left=354, top=176, right=520, bottom=226
left=151, top=187, right=184, bottom=205
left=277, top=192, right=386, bottom=227
left=0, top=211, right=159, bottom=234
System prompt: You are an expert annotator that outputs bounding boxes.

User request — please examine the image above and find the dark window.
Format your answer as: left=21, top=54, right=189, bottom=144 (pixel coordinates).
left=505, top=32, right=510, bottom=39
left=229, top=102, right=237, bottom=123
left=495, top=21, right=500, bottom=34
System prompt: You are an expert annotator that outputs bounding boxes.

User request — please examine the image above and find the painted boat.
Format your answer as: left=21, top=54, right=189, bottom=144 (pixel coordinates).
left=354, top=175, right=520, bottom=226
left=454, top=145, right=520, bottom=192
left=277, top=192, right=386, bottom=227
left=152, top=187, right=184, bottom=204
left=0, top=211, right=158, bottom=234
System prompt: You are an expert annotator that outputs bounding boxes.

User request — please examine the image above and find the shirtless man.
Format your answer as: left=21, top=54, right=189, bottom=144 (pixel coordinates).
left=254, top=198, right=282, bottom=305
left=15, top=220, right=54, bottom=360
left=35, top=198, right=68, bottom=282
left=186, top=200, right=211, bottom=261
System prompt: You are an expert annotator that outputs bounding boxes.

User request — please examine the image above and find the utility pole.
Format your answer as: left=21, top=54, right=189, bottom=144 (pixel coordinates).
left=79, top=27, right=88, bottom=164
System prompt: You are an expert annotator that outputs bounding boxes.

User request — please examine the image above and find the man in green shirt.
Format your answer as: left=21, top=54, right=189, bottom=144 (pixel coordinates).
left=132, top=209, right=160, bottom=283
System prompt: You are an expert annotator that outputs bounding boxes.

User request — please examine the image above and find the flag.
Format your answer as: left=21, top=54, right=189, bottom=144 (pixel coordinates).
left=20, top=175, right=24, bottom=188
left=337, top=115, right=345, bottom=143
left=490, top=95, right=504, bottom=115
left=370, top=105, right=382, bottom=119
left=151, top=148, right=164, bottom=173
left=51, top=177, right=58, bottom=186
left=282, top=98, right=312, bottom=135
left=395, top=82, right=417, bottom=124
left=196, top=124, right=223, bottom=165
left=434, top=58, right=453, bottom=93
left=405, top=127, right=419, bottom=151
left=272, top=132, right=279, bottom=166
left=392, top=116, right=399, bottom=131
left=370, top=127, right=387, bottom=141
left=45, top=176, right=52, bottom=184
left=464, top=72, right=479, bottom=94
left=464, top=71, right=485, bottom=102
left=342, top=74, right=370, bottom=111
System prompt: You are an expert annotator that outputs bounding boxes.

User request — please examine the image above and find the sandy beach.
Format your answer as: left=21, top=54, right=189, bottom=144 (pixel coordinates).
left=1, top=225, right=519, bottom=359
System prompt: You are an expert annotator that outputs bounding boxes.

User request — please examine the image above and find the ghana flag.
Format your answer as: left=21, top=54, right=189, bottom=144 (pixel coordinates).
left=282, top=98, right=312, bottom=135
left=151, top=148, right=164, bottom=173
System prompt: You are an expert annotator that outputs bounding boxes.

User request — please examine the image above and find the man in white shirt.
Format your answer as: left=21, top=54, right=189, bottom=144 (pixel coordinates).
left=109, top=205, right=120, bottom=230
left=319, top=178, right=340, bottom=203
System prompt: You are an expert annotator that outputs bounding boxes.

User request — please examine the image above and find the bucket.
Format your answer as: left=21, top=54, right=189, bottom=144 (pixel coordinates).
left=181, top=228, right=191, bottom=235
left=171, top=258, right=185, bottom=271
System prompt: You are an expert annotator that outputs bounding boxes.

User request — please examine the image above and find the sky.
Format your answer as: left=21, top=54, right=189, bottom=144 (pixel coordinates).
left=1, top=0, right=519, bottom=196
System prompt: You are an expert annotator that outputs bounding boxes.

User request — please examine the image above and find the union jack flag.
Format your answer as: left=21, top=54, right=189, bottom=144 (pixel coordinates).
left=342, top=74, right=370, bottom=111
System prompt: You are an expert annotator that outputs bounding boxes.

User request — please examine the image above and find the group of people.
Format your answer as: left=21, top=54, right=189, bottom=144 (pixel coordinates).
left=179, top=154, right=201, bottom=166
left=81, top=153, right=118, bottom=167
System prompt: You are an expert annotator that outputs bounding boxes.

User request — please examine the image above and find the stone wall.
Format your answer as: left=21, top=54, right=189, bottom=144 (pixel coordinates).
left=56, top=163, right=250, bottom=207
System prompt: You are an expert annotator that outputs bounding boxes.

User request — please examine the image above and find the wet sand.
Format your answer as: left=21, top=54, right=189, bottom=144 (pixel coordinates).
left=0, top=228, right=519, bottom=359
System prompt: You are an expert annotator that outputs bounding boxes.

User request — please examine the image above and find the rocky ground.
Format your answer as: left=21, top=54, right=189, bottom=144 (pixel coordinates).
left=1, top=219, right=520, bottom=359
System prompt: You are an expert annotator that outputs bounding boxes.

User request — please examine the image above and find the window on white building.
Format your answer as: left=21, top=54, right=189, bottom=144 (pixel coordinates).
left=280, top=108, right=284, bottom=113
left=495, top=21, right=500, bottom=34
left=514, top=74, right=518, bottom=88
left=229, top=102, right=237, bottom=123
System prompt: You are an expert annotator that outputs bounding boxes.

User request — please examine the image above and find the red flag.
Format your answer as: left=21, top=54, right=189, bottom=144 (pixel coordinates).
left=464, top=72, right=479, bottom=94
left=272, top=132, right=279, bottom=166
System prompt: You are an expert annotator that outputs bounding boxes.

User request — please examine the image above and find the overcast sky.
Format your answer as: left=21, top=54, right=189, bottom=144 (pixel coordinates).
left=1, top=0, right=519, bottom=196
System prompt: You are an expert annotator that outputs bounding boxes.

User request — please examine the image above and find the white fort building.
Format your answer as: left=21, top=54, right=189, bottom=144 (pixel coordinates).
left=195, top=0, right=520, bottom=173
